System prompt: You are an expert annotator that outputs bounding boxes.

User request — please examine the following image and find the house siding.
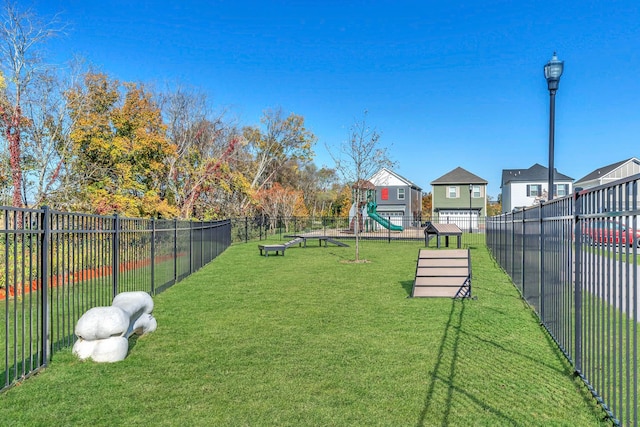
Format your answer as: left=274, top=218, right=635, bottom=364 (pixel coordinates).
left=432, top=184, right=487, bottom=216
left=502, top=180, right=573, bottom=212
left=368, top=168, right=423, bottom=225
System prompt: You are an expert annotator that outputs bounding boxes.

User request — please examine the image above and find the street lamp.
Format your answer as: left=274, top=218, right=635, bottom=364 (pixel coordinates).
left=544, top=52, right=564, bottom=201
left=468, top=184, right=473, bottom=233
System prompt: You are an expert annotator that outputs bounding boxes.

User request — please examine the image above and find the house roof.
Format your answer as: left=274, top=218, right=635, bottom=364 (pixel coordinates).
left=369, top=167, right=422, bottom=190
left=352, top=179, right=375, bottom=190
left=430, top=167, right=488, bottom=185
left=501, top=163, right=573, bottom=186
left=574, top=157, right=640, bottom=184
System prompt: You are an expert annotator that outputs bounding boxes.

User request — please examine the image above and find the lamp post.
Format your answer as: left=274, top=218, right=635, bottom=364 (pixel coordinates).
left=468, top=184, right=473, bottom=233
left=544, top=52, right=564, bottom=201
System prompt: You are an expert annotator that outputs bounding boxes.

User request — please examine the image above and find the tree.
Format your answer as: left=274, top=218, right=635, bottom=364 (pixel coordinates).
left=159, top=85, right=244, bottom=219
left=21, top=67, right=75, bottom=208
left=422, top=192, right=432, bottom=219
left=242, top=108, right=316, bottom=195
left=486, top=194, right=502, bottom=217
left=328, top=112, right=395, bottom=261
left=66, top=72, right=177, bottom=217
left=255, top=183, right=305, bottom=232
left=0, top=2, right=64, bottom=208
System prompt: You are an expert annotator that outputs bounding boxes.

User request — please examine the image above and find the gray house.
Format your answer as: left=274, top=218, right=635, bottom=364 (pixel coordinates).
left=368, top=168, right=423, bottom=227
left=574, top=157, right=640, bottom=190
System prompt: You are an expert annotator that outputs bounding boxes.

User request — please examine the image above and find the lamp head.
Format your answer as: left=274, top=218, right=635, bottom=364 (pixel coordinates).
left=544, top=52, right=564, bottom=91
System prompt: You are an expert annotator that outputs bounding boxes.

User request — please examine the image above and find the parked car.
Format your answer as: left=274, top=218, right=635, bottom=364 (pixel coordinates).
left=582, top=220, right=640, bottom=247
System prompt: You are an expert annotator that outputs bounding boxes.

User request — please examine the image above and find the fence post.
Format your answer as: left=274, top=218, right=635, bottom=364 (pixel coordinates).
left=112, top=214, right=120, bottom=298
left=521, top=212, right=526, bottom=297
left=245, top=217, right=249, bottom=243
left=539, top=206, right=545, bottom=321
left=510, top=213, right=515, bottom=279
left=40, top=206, right=50, bottom=366
left=573, top=190, right=582, bottom=373
left=197, top=221, right=202, bottom=268
left=150, top=218, right=156, bottom=295
left=174, top=218, right=179, bottom=283
left=189, top=220, right=193, bottom=275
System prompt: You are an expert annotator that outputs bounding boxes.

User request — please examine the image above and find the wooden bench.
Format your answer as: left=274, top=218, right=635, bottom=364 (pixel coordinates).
left=411, top=249, right=471, bottom=298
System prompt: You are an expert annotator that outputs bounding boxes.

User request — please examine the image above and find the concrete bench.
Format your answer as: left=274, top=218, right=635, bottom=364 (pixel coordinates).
left=258, top=244, right=286, bottom=257
left=258, top=237, right=306, bottom=257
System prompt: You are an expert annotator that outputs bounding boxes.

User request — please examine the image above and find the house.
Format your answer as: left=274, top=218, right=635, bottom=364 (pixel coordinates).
left=574, top=157, right=640, bottom=190
left=430, top=167, right=488, bottom=230
left=501, top=163, right=573, bottom=213
left=368, top=168, right=423, bottom=227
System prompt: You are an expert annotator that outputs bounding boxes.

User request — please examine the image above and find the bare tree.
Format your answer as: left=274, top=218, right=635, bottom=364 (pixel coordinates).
left=159, top=84, right=241, bottom=218
left=328, top=111, right=395, bottom=261
left=21, top=66, right=75, bottom=207
left=243, top=108, right=316, bottom=192
left=0, top=1, right=64, bottom=208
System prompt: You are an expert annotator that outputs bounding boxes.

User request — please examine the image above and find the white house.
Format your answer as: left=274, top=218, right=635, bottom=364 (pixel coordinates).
left=501, top=163, right=573, bottom=213
left=368, top=168, right=423, bottom=226
left=574, top=157, right=640, bottom=190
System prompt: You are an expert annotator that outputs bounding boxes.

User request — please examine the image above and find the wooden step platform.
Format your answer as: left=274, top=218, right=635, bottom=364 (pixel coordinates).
left=411, top=249, right=471, bottom=298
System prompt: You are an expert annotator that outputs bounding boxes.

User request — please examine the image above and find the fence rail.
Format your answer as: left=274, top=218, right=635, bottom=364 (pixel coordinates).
left=231, top=215, right=487, bottom=247
left=487, top=175, right=640, bottom=426
left=1, top=206, right=231, bottom=393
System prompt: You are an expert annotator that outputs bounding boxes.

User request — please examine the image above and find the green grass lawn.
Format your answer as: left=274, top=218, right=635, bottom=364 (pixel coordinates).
left=0, top=241, right=610, bottom=426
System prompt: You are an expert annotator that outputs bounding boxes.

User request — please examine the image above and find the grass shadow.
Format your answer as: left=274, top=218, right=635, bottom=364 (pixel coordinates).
left=400, top=280, right=414, bottom=296
left=416, top=299, right=518, bottom=426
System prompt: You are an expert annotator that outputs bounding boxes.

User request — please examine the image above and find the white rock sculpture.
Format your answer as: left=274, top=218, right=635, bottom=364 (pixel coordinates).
left=72, top=291, right=157, bottom=363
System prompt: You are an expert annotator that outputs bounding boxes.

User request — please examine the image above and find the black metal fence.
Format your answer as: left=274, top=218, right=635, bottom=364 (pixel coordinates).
left=231, top=215, right=488, bottom=247
left=487, top=176, right=640, bottom=426
left=1, top=206, right=231, bottom=392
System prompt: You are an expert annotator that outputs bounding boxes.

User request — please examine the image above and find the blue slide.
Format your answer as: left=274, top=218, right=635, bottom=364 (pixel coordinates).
left=366, top=201, right=404, bottom=231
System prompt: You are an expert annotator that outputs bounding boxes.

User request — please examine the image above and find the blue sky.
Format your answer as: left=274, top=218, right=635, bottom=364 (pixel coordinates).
left=29, top=0, right=640, bottom=198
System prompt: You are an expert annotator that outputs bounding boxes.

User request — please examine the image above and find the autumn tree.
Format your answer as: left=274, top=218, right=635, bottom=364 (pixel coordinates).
left=160, top=85, right=245, bottom=219
left=422, top=192, right=432, bottom=220
left=255, top=182, right=306, bottom=232
left=241, top=108, right=316, bottom=204
left=486, top=194, right=502, bottom=216
left=334, top=184, right=352, bottom=217
left=66, top=72, right=177, bottom=217
left=0, top=2, right=64, bottom=208
left=328, top=112, right=395, bottom=261
left=292, top=163, right=340, bottom=217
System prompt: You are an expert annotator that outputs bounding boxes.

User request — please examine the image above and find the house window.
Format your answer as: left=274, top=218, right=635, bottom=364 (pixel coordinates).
left=381, top=188, right=389, bottom=200
left=472, top=185, right=481, bottom=198
left=448, top=186, right=458, bottom=198
left=554, top=184, right=569, bottom=197
left=397, top=188, right=405, bottom=200
left=527, top=184, right=542, bottom=197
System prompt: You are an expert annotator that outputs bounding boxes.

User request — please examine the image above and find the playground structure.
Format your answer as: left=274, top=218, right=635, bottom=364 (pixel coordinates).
left=348, top=182, right=404, bottom=232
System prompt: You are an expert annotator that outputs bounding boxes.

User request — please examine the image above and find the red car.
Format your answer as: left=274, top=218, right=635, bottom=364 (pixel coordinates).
left=582, top=220, right=640, bottom=247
